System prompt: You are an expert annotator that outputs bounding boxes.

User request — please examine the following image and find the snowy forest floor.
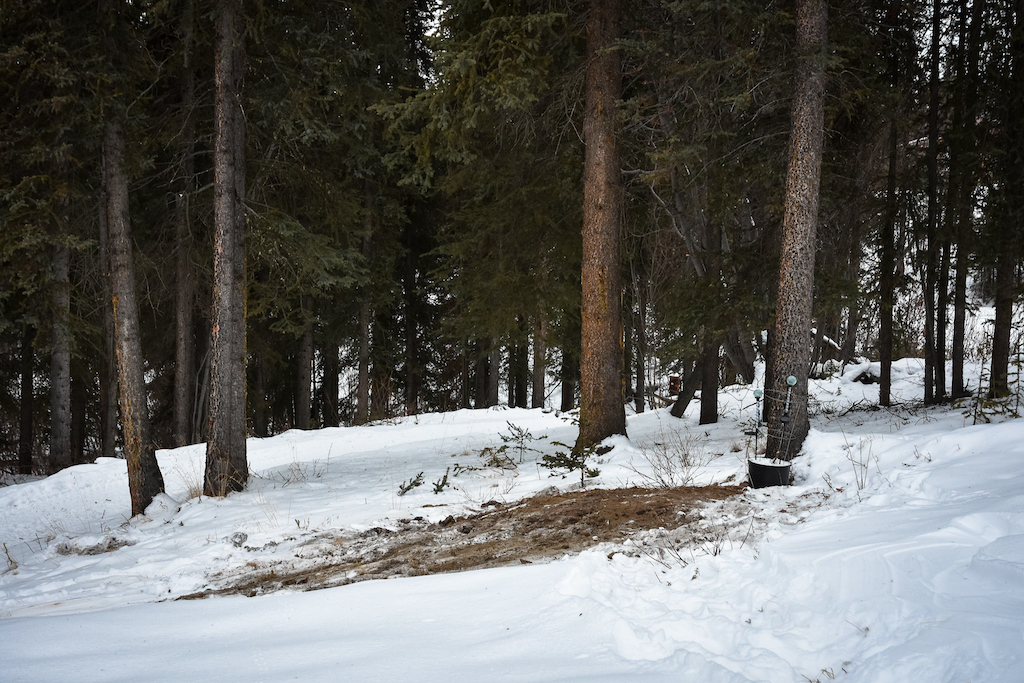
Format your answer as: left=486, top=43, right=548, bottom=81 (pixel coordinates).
left=2, top=357, right=1023, bottom=682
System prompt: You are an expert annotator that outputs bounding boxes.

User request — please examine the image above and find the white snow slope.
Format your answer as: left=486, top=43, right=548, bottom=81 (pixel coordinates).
left=2, top=358, right=1022, bottom=682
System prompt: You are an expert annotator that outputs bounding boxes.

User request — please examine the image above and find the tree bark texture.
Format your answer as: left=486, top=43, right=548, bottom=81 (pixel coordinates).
left=205, top=0, right=248, bottom=496
left=764, top=0, right=826, bottom=461
left=48, top=242, right=71, bottom=474
left=173, top=0, right=198, bottom=447
left=577, top=0, right=626, bottom=449
left=699, top=341, right=719, bottom=425
left=105, top=120, right=166, bottom=515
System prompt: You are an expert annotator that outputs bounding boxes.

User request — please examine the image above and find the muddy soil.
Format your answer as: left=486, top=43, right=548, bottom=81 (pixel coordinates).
left=180, top=484, right=748, bottom=600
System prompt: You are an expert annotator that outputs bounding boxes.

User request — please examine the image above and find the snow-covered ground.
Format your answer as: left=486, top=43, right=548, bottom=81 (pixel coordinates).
left=2, top=358, right=1023, bottom=681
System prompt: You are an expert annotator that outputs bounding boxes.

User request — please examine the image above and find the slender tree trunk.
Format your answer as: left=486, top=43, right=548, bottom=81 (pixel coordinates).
left=487, top=340, right=500, bottom=407
left=635, top=283, right=647, bottom=413
left=356, top=190, right=373, bottom=424
left=763, top=0, right=827, bottom=461
left=577, top=0, right=626, bottom=449
left=532, top=315, right=547, bottom=409
left=403, top=232, right=419, bottom=415
left=173, top=0, right=198, bottom=447
left=879, top=123, right=898, bottom=407
left=295, top=315, right=313, bottom=429
left=952, top=0, right=985, bottom=398
left=922, top=0, right=941, bottom=405
left=205, top=0, right=248, bottom=495
left=48, top=243, right=71, bottom=474
left=357, top=301, right=371, bottom=423
left=19, top=323, right=35, bottom=475
left=474, top=346, right=487, bottom=408
left=105, top=119, right=165, bottom=515
left=97, top=172, right=118, bottom=459
left=936, top=241, right=949, bottom=398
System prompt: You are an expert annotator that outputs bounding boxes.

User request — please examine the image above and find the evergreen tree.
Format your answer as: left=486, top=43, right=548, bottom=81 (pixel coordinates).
left=764, top=0, right=828, bottom=461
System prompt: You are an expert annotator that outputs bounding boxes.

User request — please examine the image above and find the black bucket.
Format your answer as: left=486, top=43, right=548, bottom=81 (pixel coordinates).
left=748, top=458, right=791, bottom=488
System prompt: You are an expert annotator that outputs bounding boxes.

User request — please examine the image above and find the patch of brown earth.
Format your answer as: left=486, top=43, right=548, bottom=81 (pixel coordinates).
left=179, top=484, right=745, bottom=600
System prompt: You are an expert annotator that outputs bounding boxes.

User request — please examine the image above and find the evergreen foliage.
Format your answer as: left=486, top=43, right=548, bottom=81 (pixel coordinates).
left=2, top=0, right=1024, bottom=486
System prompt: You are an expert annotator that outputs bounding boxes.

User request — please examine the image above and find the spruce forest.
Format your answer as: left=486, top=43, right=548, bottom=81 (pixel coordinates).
left=2, top=0, right=1021, bottom=512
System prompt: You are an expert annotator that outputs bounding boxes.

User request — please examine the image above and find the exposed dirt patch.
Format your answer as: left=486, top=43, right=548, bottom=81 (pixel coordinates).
left=179, top=484, right=747, bottom=600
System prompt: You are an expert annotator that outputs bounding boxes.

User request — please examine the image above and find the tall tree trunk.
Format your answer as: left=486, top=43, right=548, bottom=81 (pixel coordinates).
left=879, top=121, right=899, bottom=407
left=48, top=242, right=71, bottom=474
left=923, top=0, right=941, bottom=404
left=19, top=323, right=34, bottom=475
left=577, top=0, right=626, bottom=449
left=173, top=0, right=198, bottom=448
left=356, top=189, right=373, bottom=425
left=990, top=0, right=1024, bottom=398
left=532, top=315, right=547, bottom=409
left=205, top=0, right=248, bottom=496
left=763, top=0, right=827, bottom=461
left=97, top=169, right=118, bottom=459
left=105, top=119, right=165, bottom=515
left=951, top=0, right=985, bottom=398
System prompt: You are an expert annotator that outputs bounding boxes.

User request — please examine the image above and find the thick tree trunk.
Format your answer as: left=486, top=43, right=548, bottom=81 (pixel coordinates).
left=105, top=120, right=165, bottom=515
left=764, top=0, right=827, bottom=461
left=19, top=324, right=34, bottom=475
left=577, top=0, right=626, bottom=449
left=48, top=243, right=71, bottom=474
left=205, top=0, right=248, bottom=496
